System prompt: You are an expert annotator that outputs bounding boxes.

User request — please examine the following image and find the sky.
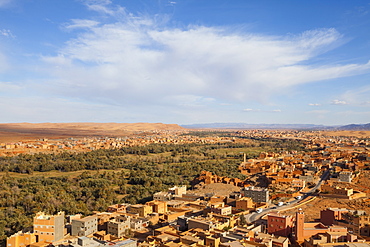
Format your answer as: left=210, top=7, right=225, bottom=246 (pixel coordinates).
left=0, top=0, right=370, bottom=125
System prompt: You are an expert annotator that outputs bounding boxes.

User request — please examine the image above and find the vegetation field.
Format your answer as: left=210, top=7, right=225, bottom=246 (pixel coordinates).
left=0, top=168, right=129, bottom=179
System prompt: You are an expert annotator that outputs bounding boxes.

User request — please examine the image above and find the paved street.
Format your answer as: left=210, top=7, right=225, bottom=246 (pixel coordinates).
left=245, top=170, right=330, bottom=223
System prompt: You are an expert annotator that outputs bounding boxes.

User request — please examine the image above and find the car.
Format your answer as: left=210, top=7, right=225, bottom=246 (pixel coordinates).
left=278, top=202, right=284, bottom=206
left=256, top=208, right=263, bottom=213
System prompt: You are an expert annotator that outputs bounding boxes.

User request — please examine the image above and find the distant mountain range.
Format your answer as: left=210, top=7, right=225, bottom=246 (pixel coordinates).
left=337, top=123, right=370, bottom=130
left=181, top=123, right=370, bottom=130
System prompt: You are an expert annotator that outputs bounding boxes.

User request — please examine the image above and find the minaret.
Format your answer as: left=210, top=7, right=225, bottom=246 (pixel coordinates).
left=295, top=208, right=305, bottom=242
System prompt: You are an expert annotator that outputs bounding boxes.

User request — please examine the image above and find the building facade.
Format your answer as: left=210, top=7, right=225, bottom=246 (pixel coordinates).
left=128, top=204, right=153, bottom=217
left=71, top=215, right=98, bottom=237
left=267, top=214, right=294, bottom=237
left=6, top=231, right=37, bottom=247
left=241, top=187, right=269, bottom=203
left=33, top=211, right=65, bottom=243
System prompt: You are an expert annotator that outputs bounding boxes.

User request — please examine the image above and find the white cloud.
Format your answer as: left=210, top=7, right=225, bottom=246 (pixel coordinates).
left=40, top=3, right=370, bottom=109
left=85, top=0, right=111, bottom=4
left=0, top=29, right=13, bottom=73
left=307, top=110, right=329, bottom=114
left=163, top=94, right=215, bottom=107
left=0, top=81, right=21, bottom=92
left=243, top=108, right=281, bottom=113
left=166, top=1, right=177, bottom=7
left=331, top=99, right=348, bottom=105
left=341, top=85, right=370, bottom=106
left=0, top=29, right=14, bottom=38
left=308, top=103, right=321, bottom=106
left=0, top=96, right=119, bottom=123
left=244, top=108, right=259, bottom=112
left=41, top=55, right=72, bottom=66
left=82, top=0, right=126, bottom=17
left=64, top=19, right=100, bottom=30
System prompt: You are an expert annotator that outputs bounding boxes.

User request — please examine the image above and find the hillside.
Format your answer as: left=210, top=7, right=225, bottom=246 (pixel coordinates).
left=337, top=123, right=370, bottom=130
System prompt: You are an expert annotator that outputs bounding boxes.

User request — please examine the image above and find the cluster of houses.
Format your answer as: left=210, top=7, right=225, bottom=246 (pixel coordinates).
left=7, top=176, right=370, bottom=247
left=238, top=144, right=369, bottom=201
left=7, top=185, right=268, bottom=247
left=267, top=207, right=370, bottom=246
left=5, top=182, right=266, bottom=245
left=0, top=130, right=237, bottom=156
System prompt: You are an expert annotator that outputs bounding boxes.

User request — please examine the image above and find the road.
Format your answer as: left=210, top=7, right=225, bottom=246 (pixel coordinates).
left=245, top=169, right=330, bottom=223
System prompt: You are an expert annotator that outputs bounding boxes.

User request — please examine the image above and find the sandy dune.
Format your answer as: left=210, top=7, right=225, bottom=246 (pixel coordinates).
left=0, top=122, right=185, bottom=142
left=321, top=130, right=370, bottom=138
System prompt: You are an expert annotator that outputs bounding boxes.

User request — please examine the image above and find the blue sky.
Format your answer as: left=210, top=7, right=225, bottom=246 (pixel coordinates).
left=0, top=0, right=370, bottom=125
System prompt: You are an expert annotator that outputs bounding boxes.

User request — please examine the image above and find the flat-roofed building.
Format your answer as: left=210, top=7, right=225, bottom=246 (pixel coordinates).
left=128, top=204, right=153, bottom=217
left=168, top=186, right=187, bottom=196
left=146, top=200, right=168, bottom=214
left=153, top=191, right=173, bottom=201
left=267, top=213, right=294, bottom=237
left=107, top=215, right=149, bottom=238
left=320, top=208, right=348, bottom=226
left=111, top=239, right=137, bottom=247
left=338, top=171, right=352, bottom=183
left=235, top=197, right=254, bottom=211
left=153, top=185, right=187, bottom=201
left=188, top=218, right=215, bottom=231
left=211, top=206, right=232, bottom=216
left=107, top=204, right=127, bottom=213
left=107, top=215, right=130, bottom=238
left=6, top=231, right=37, bottom=247
left=71, top=215, right=98, bottom=237
left=241, top=187, right=269, bottom=203
left=33, top=211, right=65, bottom=243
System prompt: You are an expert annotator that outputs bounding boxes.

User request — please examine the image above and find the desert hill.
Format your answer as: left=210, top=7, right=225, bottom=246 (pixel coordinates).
left=0, top=122, right=185, bottom=142
left=337, top=123, right=370, bottom=130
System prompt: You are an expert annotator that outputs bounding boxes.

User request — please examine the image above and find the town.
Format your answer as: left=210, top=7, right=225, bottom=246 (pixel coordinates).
left=4, top=129, right=370, bottom=247
left=2, top=0, right=370, bottom=246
